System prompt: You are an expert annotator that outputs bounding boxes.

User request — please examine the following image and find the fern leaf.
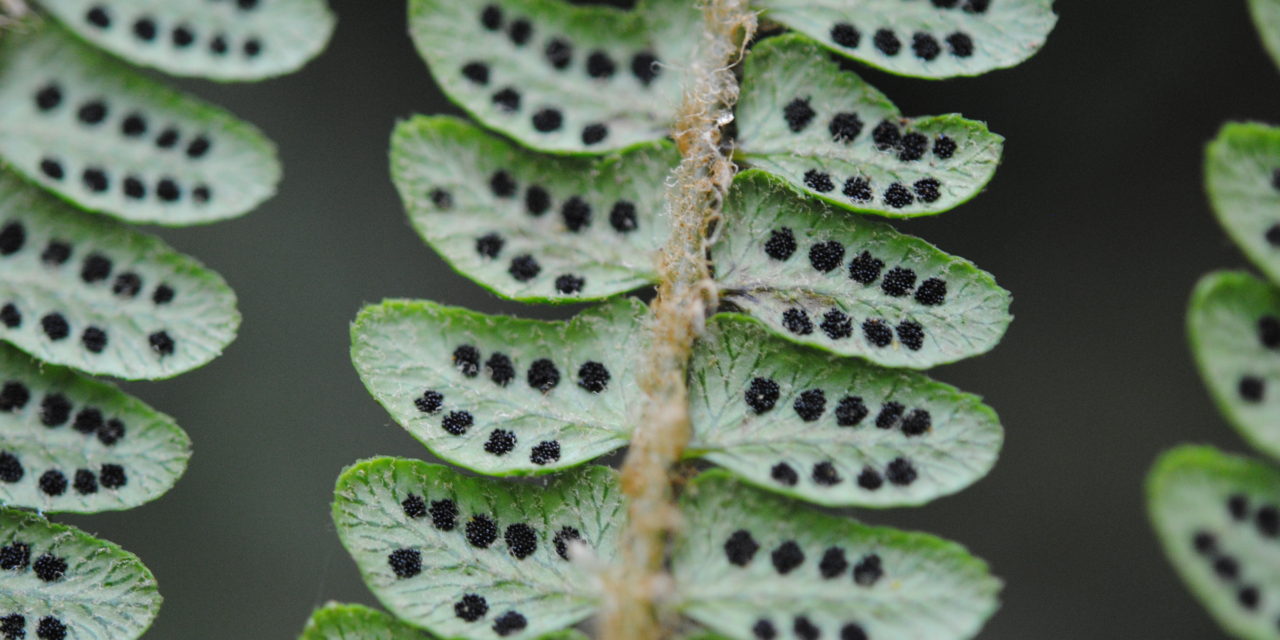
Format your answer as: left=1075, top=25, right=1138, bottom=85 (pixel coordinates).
left=1206, top=122, right=1280, bottom=285
left=299, top=602, right=436, bottom=639
left=1250, top=0, right=1280, bottom=72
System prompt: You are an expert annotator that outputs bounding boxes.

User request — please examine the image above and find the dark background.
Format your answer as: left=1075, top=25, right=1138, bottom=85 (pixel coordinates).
left=51, top=1, right=1280, bottom=637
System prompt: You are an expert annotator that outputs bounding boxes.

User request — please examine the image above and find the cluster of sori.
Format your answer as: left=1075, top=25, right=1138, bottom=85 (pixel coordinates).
left=1147, top=3, right=1280, bottom=638
left=0, top=1, right=333, bottom=637
left=300, top=1, right=1055, bottom=640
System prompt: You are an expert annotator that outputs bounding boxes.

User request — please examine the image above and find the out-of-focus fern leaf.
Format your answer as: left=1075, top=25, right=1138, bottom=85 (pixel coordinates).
left=34, top=0, right=335, bottom=81
left=0, top=343, right=190, bottom=512
left=0, top=20, right=279, bottom=225
left=299, top=602, right=436, bottom=640
left=1206, top=122, right=1280, bottom=284
left=0, top=172, right=240, bottom=380
left=333, top=458, right=623, bottom=640
left=671, top=471, right=1000, bottom=640
left=1148, top=445, right=1280, bottom=640
left=1249, top=0, right=1280, bottom=72
left=350, top=299, right=646, bottom=475
left=390, top=116, right=675, bottom=302
left=0, top=506, right=161, bottom=640
left=406, top=0, right=699, bottom=154
left=687, top=317, right=1002, bottom=507
left=753, top=0, right=1056, bottom=79
left=712, top=171, right=1010, bottom=368
left=736, top=36, right=1002, bottom=218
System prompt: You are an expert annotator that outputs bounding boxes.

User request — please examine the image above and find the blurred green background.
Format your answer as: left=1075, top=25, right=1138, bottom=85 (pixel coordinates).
left=50, top=0, right=1280, bottom=637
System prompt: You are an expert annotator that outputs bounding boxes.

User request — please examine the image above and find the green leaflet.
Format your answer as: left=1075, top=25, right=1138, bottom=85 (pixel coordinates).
left=0, top=172, right=240, bottom=380
left=1206, top=122, right=1280, bottom=284
left=736, top=36, right=1002, bottom=218
left=35, top=0, right=336, bottom=81
left=754, top=0, right=1056, bottom=79
left=1188, top=271, right=1280, bottom=461
left=1148, top=446, right=1280, bottom=640
left=0, top=343, right=190, bottom=512
left=390, top=116, right=676, bottom=302
left=299, top=602, right=436, bottom=640
left=671, top=471, right=1000, bottom=640
left=406, top=0, right=699, bottom=154
left=0, top=506, right=161, bottom=639
left=332, top=458, right=623, bottom=640
left=712, top=172, right=1011, bottom=368
left=350, top=298, right=646, bottom=475
left=687, top=317, right=1002, bottom=507
left=0, top=20, right=280, bottom=225
left=1250, top=0, right=1280, bottom=72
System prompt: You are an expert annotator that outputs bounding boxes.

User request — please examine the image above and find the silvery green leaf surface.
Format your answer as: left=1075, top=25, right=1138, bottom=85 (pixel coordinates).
left=1206, top=122, right=1280, bottom=285
left=391, top=116, right=675, bottom=302
left=299, top=602, right=436, bottom=640
left=34, top=0, right=335, bottom=81
left=332, top=458, right=623, bottom=640
left=672, top=471, right=1000, bottom=640
left=688, top=316, right=1002, bottom=507
left=0, top=20, right=280, bottom=224
left=712, top=171, right=1011, bottom=368
left=1250, top=0, right=1280, bottom=72
left=406, top=0, right=699, bottom=154
left=754, top=0, right=1056, bottom=79
left=0, top=507, right=161, bottom=639
left=0, top=172, right=240, bottom=379
left=736, top=35, right=1003, bottom=218
left=350, top=298, right=647, bottom=475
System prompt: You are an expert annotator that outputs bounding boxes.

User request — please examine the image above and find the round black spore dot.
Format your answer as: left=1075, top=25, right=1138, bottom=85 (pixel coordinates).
left=0, top=541, right=30, bottom=570
left=37, top=617, right=67, bottom=640
left=81, top=254, right=112, bottom=283
left=74, top=469, right=98, bottom=495
left=532, top=108, right=563, bottom=132
left=914, top=178, right=942, bottom=203
left=553, top=526, right=582, bottom=560
left=33, top=554, right=67, bottom=582
left=872, top=120, right=901, bottom=150
left=876, top=402, right=904, bottom=429
left=1240, top=376, right=1266, bottom=402
left=874, top=29, right=901, bottom=55
left=1258, top=505, right=1280, bottom=537
left=724, top=529, right=759, bottom=566
left=156, top=128, right=180, bottom=149
left=40, top=395, right=71, bottom=427
left=820, top=309, right=853, bottom=340
left=545, top=38, right=572, bottom=69
left=964, top=0, right=990, bottom=13
left=98, top=418, right=124, bottom=446
left=835, top=396, right=868, bottom=427
left=467, top=515, right=499, bottom=548
left=882, top=267, right=917, bottom=297
left=430, top=188, right=453, bottom=210
left=485, top=429, right=517, bottom=456
left=156, top=178, right=181, bottom=202
left=912, top=32, right=941, bottom=61
left=402, top=494, right=427, bottom=519
left=173, top=26, right=195, bottom=47
left=455, top=594, right=489, bottom=622
left=783, top=97, right=815, bottom=133
left=81, top=326, right=108, bottom=354
left=577, top=361, right=610, bottom=393
left=486, top=353, right=515, bottom=387
left=441, top=411, right=474, bottom=436
left=192, top=185, right=212, bottom=201
left=415, top=389, right=444, bottom=414
left=527, top=359, right=560, bottom=393
left=902, top=409, right=932, bottom=436
left=1273, top=168, right=1280, bottom=191
left=831, top=22, right=861, bottom=48
left=153, top=284, right=175, bottom=305
left=886, top=457, right=917, bottom=485
left=897, top=320, right=925, bottom=351
left=493, top=611, right=528, bottom=636
left=77, top=101, right=107, bottom=125
left=508, top=19, right=532, bottom=45
left=947, top=32, right=974, bottom=57
left=0, top=382, right=27, bottom=412
left=74, top=408, right=103, bottom=434
left=82, top=168, right=110, bottom=193
left=829, top=112, right=863, bottom=143
left=237, top=0, right=260, bottom=9
left=462, top=61, right=490, bottom=85
left=387, top=548, right=421, bottom=578
left=809, top=241, right=845, bottom=272
left=476, top=233, right=505, bottom=259
left=453, top=345, right=481, bottom=377
left=862, top=319, right=892, bottom=347
left=853, top=553, right=883, bottom=586
left=934, top=135, right=958, bottom=159
left=522, top=185, right=551, bottom=216
left=86, top=5, right=111, bottom=27
left=884, top=183, right=915, bottom=208
left=489, top=170, right=517, bottom=198
left=771, top=462, right=798, bottom=486
left=0, top=304, right=18, bottom=329
left=492, top=87, right=521, bottom=112
left=782, top=308, right=814, bottom=335
left=915, top=278, right=947, bottom=306
left=765, top=227, right=797, bottom=261
left=41, top=314, right=69, bottom=341
left=133, top=17, right=157, bottom=41
left=819, top=546, right=848, bottom=579
left=899, top=132, right=929, bottom=161
left=480, top=4, right=502, bottom=30
left=632, top=51, right=660, bottom=84
left=39, top=469, right=67, bottom=496
left=99, top=463, right=126, bottom=488
left=430, top=499, right=458, bottom=530
left=1262, top=316, right=1280, bottom=349
left=610, top=201, right=638, bottom=232
left=113, top=272, right=142, bottom=298
left=35, top=84, right=63, bottom=111
left=804, top=169, right=835, bottom=193
left=1215, top=555, right=1240, bottom=579
left=841, top=623, right=869, bottom=640
left=771, top=541, right=805, bottom=574
left=813, top=462, right=842, bottom=485
left=1239, top=586, right=1261, bottom=610
left=745, top=377, right=781, bottom=414
left=1, top=614, right=23, bottom=640
left=793, top=389, right=827, bottom=422
left=530, top=440, right=560, bottom=465
left=582, top=123, right=609, bottom=145
left=124, top=176, right=146, bottom=199
left=39, top=158, right=64, bottom=181
left=149, top=331, right=175, bottom=357
left=794, top=616, right=821, bottom=640
left=843, top=177, right=873, bottom=202
left=586, top=51, right=616, bottom=78
left=1192, top=530, right=1216, bottom=555
left=561, top=196, right=591, bottom=232
left=505, top=523, right=538, bottom=559
left=934, top=0, right=959, bottom=6
left=245, top=38, right=265, bottom=57
left=0, top=451, right=21, bottom=483
left=41, top=241, right=70, bottom=265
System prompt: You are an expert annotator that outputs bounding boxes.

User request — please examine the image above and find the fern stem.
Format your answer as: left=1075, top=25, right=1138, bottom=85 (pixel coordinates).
left=602, top=2, right=756, bottom=639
